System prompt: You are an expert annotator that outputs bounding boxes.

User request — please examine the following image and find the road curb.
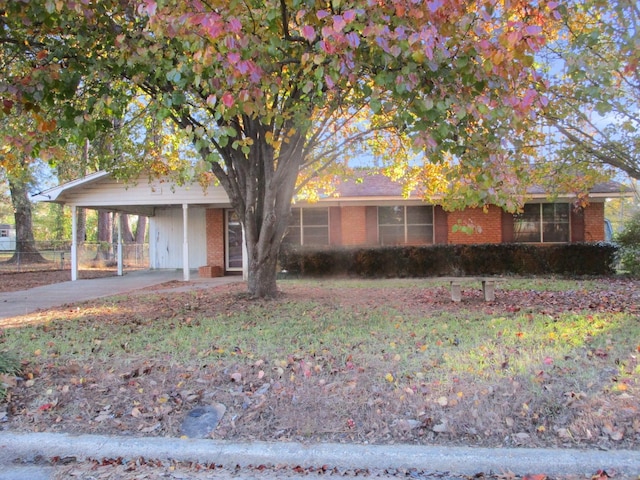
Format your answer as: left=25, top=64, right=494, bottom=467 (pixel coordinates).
left=0, top=432, right=639, bottom=476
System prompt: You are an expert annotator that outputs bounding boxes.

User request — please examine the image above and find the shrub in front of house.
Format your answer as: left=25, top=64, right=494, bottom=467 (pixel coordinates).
left=279, top=243, right=617, bottom=277
left=616, top=212, right=640, bottom=276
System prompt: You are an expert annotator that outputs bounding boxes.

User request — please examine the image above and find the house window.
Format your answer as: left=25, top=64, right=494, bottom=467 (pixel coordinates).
left=378, top=206, right=434, bottom=245
left=514, top=203, right=570, bottom=243
left=285, top=208, right=329, bottom=246
left=0, top=230, right=8, bottom=238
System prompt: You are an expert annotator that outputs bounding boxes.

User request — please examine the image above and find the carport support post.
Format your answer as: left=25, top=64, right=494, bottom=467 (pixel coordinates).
left=117, top=212, right=123, bottom=276
left=182, top=203, right=190, bottom=281
left=70, top=205, right=78, bottom=281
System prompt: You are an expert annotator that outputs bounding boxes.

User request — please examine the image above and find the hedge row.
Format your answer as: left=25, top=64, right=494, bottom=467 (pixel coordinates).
left=278, top=243, right=618, bottom=277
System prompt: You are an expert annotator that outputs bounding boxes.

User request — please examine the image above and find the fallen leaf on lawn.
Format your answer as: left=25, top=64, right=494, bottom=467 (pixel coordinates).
left=523, top=475, right=546, bottom=480
left=543, top=356, right=553, bottom=365
left=0, top=374, right=17, bottom=388
left=512, top=432, right=531, bottom=444
left=432, top=420, right=448, bottom=433
left=131, top=407, right=142, bottom=418
left=139, top=422, right=161, bottom=433
left=555, top=427, right=572, bottom=439
left=602, top=423, right=624, bottom=441
left=437, top=396, right=448, bottom=407
left=230, top=372, right=242, bottom=383
left=385, top=373, right=394, bottom=382
left=94, top=413, right=113, bottom=422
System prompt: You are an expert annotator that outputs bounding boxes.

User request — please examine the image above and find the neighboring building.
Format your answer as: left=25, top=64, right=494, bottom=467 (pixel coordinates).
left=32, top=171, right=628, bottom=281
left=0, top=223, right=16, bottom=251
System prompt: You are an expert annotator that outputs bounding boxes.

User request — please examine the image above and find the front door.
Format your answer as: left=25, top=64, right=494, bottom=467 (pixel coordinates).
left=226, top=210, right=243, bottom=272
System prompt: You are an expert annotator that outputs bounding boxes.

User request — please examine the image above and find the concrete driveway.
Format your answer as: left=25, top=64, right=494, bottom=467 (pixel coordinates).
left=0, top=270, right=242, bottom=320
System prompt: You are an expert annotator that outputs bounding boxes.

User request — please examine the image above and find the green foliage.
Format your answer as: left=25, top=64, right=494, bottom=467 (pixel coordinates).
left=33, top=203, right=71, bottom=241
left=615, top=212, right=640, bottom=275
left=541, top=0, right=640, bottom=181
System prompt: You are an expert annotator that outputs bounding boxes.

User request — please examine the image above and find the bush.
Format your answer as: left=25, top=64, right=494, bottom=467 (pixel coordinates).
left=279, top=243, right=617, bottom=278
left=616, top=212, right=640, bottom=276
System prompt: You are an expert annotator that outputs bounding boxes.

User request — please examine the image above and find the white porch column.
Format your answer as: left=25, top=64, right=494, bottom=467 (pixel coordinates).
left=182, top=203, right=190, bottom=281
left=70, top=205, right=78, bottom=281
left=117, top=212, right=123, bottom=276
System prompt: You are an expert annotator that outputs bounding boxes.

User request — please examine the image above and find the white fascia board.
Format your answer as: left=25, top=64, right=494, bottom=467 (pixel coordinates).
left=31, top=171, right=110, bottom=203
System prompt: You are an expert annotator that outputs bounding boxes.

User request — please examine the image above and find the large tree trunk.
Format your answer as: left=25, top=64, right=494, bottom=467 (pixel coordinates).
left=209, top=117, right=304, bottom=298
left=120, top=213, right=135, bottom=243
left=95, top=210, right=113, bottom=261
left=7, top=172, right=47, bottom=264
left=75, top=208, right=86, bottom=245
left=134, top=216, right=147, bottom=244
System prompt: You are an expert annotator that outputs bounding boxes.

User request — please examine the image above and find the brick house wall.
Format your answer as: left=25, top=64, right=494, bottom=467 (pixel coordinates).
left=340, top=206, right=369, bottom=245
left=583, top=202, right=605, bottom=241
left=205, top=208, right=225, bottom=271
left=202, top=202, right=607, bottom=275
left=446, top=205, right=503, bottom=244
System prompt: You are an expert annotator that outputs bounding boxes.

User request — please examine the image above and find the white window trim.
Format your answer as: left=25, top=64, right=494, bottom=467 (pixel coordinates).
left=377, top=205, right=435, bottom=245
left=290, top=207, right=330, bottom=246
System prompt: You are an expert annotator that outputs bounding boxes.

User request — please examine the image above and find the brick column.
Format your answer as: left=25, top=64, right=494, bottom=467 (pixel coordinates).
left=205, top=209, right=225, bottom=274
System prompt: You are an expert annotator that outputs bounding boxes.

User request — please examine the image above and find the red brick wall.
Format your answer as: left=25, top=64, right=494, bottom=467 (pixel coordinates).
left=447, top=206, right=503, bottom=244
left=583, top=202, right=605, bottom=241
left=205, top=208, right=225, bottom=269
left=340, top=206, right=368, bottom=245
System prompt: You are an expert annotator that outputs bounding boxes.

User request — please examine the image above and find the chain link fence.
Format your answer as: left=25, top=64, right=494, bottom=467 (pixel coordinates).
left=0, top=241, right=149, bottom=273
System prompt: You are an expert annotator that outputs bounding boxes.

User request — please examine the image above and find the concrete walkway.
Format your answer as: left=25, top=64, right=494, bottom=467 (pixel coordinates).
left=0, top=432, right=639, bottom=478
left=0, top=270, right=242, bottom=320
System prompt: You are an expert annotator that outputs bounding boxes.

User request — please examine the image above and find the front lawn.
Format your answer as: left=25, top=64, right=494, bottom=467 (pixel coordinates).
left=1, top=277, right=638, bottom=450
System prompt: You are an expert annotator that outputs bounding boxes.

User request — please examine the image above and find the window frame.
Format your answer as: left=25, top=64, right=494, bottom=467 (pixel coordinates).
left=377, top=205, right=434, bottom=245
left=285, top=207, right=330, bottom=246
left=513, top=203, right=570, bottom=243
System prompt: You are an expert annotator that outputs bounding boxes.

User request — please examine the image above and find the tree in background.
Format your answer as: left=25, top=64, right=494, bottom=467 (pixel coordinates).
left=0, top=100, right=55, bottom=263
left=540, top=0, right=640, bottom=182
left=2, top=0, right=561, bottom=297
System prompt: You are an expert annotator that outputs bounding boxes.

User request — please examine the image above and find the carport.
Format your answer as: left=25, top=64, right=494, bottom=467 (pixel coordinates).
left=32, top=171, right=237, bottom=282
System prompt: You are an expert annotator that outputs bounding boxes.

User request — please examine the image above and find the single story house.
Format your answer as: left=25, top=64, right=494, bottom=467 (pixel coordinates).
left=32, top=171, right=628, bottom=281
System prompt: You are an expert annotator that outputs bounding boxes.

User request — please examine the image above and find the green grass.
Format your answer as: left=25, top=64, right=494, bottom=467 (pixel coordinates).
left=2, top=277, right=639, bottom=447
left=2, top=278, right=637, bottom=395
left=0, top=351, right=21, bottom=400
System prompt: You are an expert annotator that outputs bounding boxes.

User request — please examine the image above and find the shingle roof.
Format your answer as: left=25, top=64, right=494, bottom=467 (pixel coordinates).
left=335, top=174, right=406, bottom=198
left=332, top=173, right=631, bottom=199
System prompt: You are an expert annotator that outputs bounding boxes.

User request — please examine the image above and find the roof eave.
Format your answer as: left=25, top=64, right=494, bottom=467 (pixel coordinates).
left=31, top=171, right=110, bottom=203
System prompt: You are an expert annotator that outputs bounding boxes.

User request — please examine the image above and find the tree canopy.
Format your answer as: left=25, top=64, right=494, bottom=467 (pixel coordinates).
left=1, top=0, right=563, bottom=296
left=540, top=0, right=640, bottom=181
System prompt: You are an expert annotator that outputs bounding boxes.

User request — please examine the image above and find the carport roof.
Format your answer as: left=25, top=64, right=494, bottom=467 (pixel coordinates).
left=31, top=171, right=232, bottom=216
